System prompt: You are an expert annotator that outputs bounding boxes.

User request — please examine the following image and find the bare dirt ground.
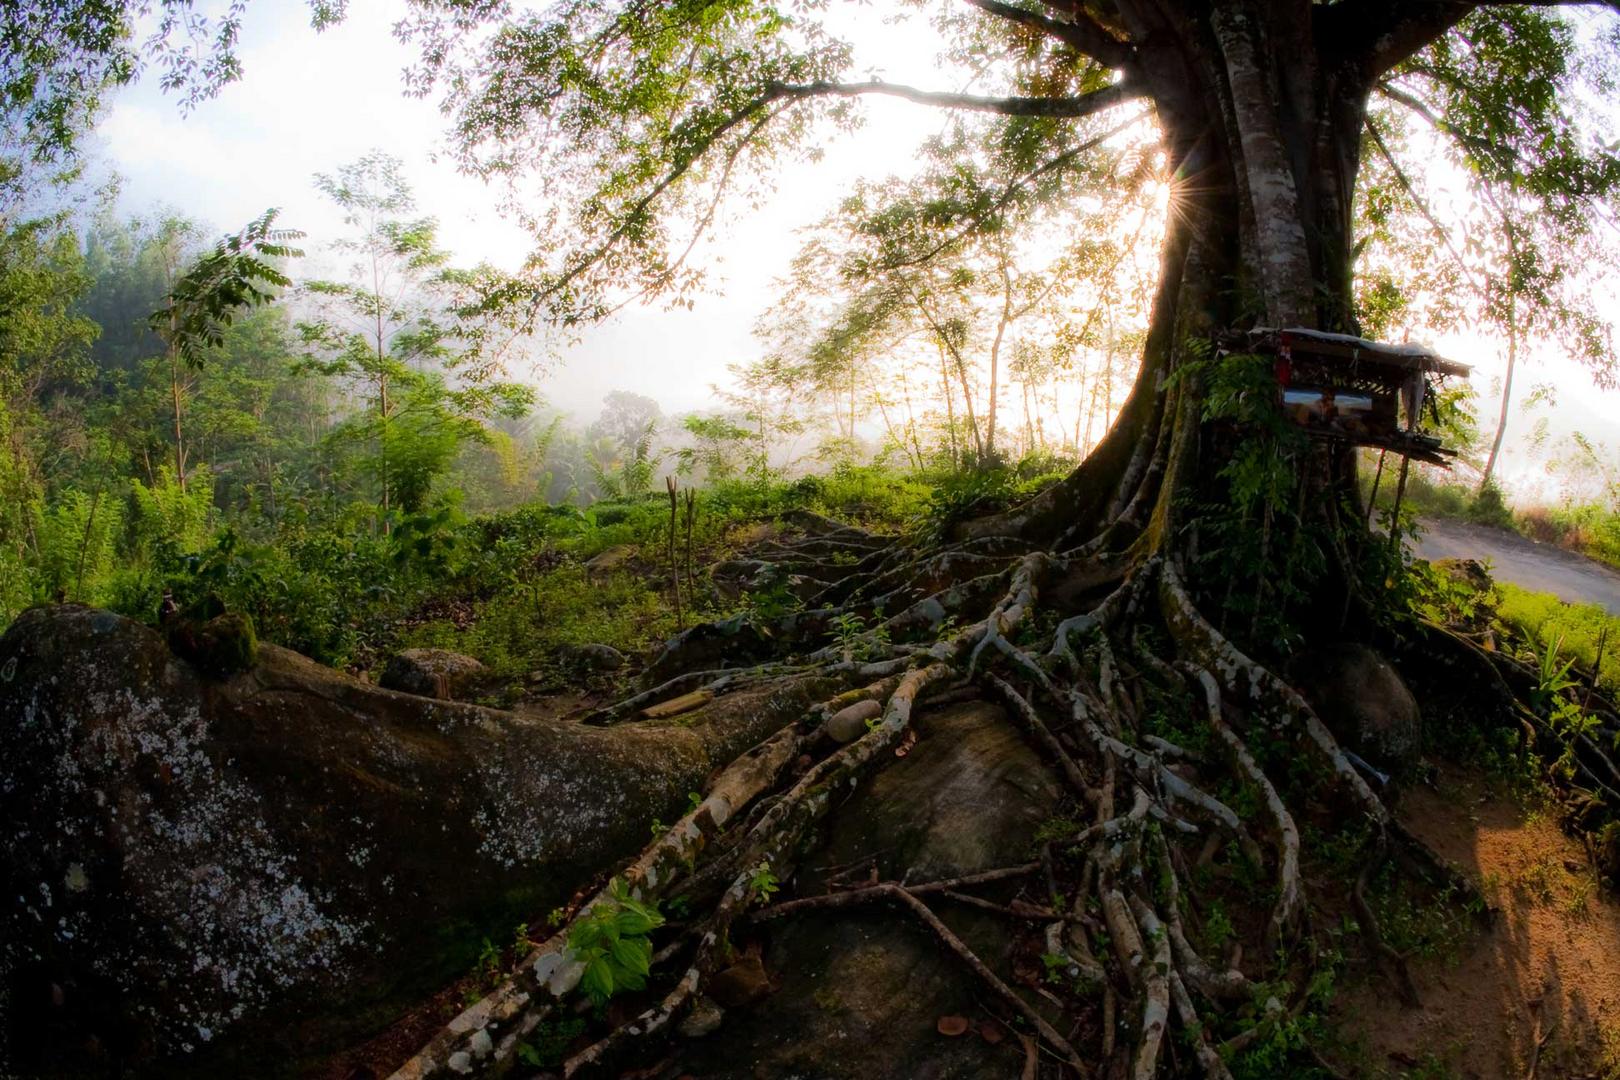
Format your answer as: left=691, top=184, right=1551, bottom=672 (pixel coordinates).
left=1414, top=518, right=1620, bottom=616
left=1333, top=765, right=1620, bottom=1079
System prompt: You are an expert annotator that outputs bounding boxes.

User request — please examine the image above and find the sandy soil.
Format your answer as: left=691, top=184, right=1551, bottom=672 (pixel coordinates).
left=1333, top=767, right=1620, bottom=1078
left=1415, top=518, right=1620, bottom=616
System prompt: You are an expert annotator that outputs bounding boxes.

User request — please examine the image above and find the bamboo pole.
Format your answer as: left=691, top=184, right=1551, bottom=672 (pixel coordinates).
left=683, top=489, right=697, bottom=604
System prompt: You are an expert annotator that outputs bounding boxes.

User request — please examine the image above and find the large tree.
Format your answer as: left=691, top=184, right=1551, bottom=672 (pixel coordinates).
left=9, top=3, right=1620, bottom=1077
left=382, top=3, right=1620, bottom=1075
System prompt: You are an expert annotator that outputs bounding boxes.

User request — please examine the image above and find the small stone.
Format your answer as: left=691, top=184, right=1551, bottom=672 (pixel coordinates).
left=469, top=1028, right=493, bottom=1058
left=447, top=1050, right=473, bottom=1075
left=584, top=545, right=636, bottom=575
left=678, top=995, right=725, bottom=1038
left=708, top=950, right=771, bottom=1008
left=825, top=699, right=882, bottom=743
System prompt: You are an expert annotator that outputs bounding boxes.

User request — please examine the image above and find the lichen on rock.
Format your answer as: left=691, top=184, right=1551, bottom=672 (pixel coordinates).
left=0, top=605, right=826, bottom=1076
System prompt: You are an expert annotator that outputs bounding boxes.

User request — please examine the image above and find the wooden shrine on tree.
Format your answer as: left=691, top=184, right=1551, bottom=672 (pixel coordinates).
left=1242, top=327, right=1472, bottom=465
left=1233, top=327, right=1472, bottom=542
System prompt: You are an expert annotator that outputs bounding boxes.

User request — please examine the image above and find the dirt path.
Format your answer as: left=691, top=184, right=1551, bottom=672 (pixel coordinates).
left=1333, top=766, right=1620, bottom=1078
left=1413, top=517, right=1620, bottom=615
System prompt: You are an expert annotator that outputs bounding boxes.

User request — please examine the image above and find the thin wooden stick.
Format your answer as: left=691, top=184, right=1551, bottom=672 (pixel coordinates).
left=752, top=863, right=1040, bottom=922
left=666, top=475, right=683, bottom=629
left=1584, top=625, right=1608, bottom=713
left=683, top=488, right=697, bottom=602
left=1365, top=448, right=1388, bottom=526
left=883, top=885, right=1088, bottom=1075
left=1387, top=454, right=1411, bottom=554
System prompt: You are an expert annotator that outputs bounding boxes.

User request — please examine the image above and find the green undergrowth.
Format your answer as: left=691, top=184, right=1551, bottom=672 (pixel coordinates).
left=387, top=468, right=941, bottom=681
left=1365, top=470, right=1516, bottom=532
left=1495, top=582, right=1620, bottom=697
left=399, top=565, right=676, bottom=682
left=19, top=463, right=1006, bottom=680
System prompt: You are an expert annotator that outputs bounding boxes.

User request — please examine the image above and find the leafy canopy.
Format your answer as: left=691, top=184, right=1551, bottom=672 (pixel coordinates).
left=150, top=208, right=304, bottom=369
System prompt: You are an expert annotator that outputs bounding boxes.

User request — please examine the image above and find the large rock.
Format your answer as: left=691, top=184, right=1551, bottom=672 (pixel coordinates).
left=1295, top=642, right=1422, bottom=764
left=676, top=700, right=1062, bottom=1078
left=0, top=605, right=834, bottom=1077
left=379, top=647, right=489, bottom=701
left=642, top=614, right=775, bottom=684
left=558, top=642, right=627, bottom=672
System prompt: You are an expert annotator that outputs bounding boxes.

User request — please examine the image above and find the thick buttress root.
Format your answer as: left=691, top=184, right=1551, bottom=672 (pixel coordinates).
left=394, top=495, right=1516, bottom=1080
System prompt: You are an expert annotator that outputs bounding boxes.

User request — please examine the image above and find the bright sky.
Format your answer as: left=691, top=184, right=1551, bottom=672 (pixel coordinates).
left=87, top=0, right=1620, bottom=500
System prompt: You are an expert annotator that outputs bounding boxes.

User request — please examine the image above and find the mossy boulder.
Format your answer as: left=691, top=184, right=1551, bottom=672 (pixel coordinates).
left=379, top=647, right=489, bottom=701
left=190, top=611, right=258, bottom=675
left=1295, top=642, right=1422, bottom=765
left=163, top=600, right=259, bottom=680
left=0, top=605, right=832, bottom=1077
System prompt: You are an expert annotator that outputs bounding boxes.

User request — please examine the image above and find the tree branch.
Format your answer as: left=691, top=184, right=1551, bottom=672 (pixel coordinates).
left=1321, top=0, right=1620, bottom=80
left=962, top=0, right=1137, bottom=70
left=1361, top=116, right=1481, bottom=293
left=766, top=78, right=1139, bottom=119
left=883, top=110, right=1148, bottom=271
left=1374, top=79, right=1499, bottom=165
left=538, top=78, right=1136, bottom=320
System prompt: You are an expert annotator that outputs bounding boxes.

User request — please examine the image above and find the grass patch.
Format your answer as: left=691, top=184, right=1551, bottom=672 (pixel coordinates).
left=398, top=565, right=676, bottom=680
left=1519, top=502, right=1620, bottom=572
left=1495, top=582, right=1620, bottom=696
left=369, top=468, right=957, bottom=681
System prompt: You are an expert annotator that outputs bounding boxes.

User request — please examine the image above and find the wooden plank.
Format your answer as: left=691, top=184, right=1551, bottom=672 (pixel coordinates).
left=640, top=689, right=714, bottom=720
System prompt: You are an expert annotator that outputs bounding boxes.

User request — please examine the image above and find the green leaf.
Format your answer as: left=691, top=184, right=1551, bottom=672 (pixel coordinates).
left=579, top=956, right=615, bottom=1005
left=614, top=899, right=665, bottom=937
left=609, top=934, right=653, bottom=980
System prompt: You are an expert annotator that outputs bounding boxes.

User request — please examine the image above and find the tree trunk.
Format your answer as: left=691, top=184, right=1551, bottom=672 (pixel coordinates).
left=1481, top=294, right=1518, bottom=492
left=378, top=372, right=391, bottom=533
left=169, top=345, right=188, bottom=493
left=986, top=307, right=1008, bottom=459
left=936, top=343, right=960, bottom=468
left=964, top=1, right=1369, bottom=556
left=948, top=346, right=983, bottom=462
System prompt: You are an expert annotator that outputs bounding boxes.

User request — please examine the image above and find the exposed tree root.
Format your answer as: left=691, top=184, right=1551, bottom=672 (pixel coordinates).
left=1181, top=663, right=1301, bottom=951
left=394, top=472, right=1571, bottom=1079
left=1351, top=828, right=1421, bottom=1009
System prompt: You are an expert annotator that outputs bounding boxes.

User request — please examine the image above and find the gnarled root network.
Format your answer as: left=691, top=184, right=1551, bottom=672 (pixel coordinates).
left=394, top=502, right=1515, bottom=1080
